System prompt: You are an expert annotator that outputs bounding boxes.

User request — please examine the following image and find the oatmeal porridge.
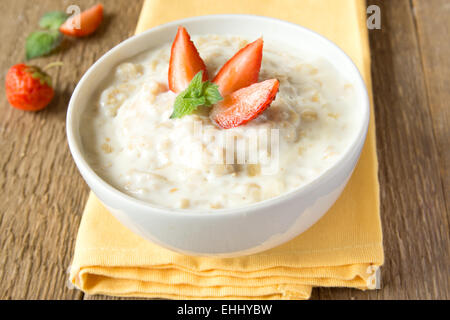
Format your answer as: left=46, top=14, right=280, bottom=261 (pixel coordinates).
left=81, top=33, right=359, bottom=210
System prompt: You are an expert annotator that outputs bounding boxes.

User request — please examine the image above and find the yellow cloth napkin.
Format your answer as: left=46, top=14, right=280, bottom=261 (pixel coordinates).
left=69, top=0, right=383, bottom=299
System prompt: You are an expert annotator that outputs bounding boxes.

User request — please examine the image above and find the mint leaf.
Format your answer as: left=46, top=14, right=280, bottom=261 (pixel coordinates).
left=25, top=30, right=62, bottom=60
left=203, top=82, right=222, bottom=106
left=188, top=71, right=204, bottom=93
left=170, top=71, right=223, bottom=119
left=39, top=11, right=68, bottom=30
left=170, top=96, right=206, bottom=119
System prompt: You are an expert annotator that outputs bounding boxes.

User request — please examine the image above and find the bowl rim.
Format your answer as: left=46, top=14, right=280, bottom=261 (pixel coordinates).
left=66, top=14, right=370, bottom=218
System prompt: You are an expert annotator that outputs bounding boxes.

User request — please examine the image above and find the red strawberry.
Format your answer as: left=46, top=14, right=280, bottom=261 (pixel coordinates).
left=5, top=64, right=54, bottom=112
left=213, top=38, right=263, bottom=96
left=60, top=3, right=103, bottom=37
left=210, top=79, right=279, bottom=129
left=168, top=26, right=208, bottom=93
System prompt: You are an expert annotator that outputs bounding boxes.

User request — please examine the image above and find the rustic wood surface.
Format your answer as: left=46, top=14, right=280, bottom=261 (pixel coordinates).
left=0, top=0, right=448, bottom=300
left=0, top=0, right=144, bottom=300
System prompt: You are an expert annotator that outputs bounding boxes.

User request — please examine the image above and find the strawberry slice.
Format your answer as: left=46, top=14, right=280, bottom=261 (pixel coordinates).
left=210, top=79, right=279, bottom=129
left=168, top=26, right=208, bottom=93
left=213, top=38, right=263, bottom=96
left=60, top=4, right=104, bottom=37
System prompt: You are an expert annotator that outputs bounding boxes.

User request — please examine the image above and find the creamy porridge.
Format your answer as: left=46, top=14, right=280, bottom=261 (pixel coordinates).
left=81, top=34, right=359, bottom=210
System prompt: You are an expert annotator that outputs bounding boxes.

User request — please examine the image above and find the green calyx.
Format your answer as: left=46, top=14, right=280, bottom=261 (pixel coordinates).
left=25, top=66, right=52, bottom=87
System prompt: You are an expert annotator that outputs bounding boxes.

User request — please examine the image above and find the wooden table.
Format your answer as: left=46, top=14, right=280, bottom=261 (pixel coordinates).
left=0, top=0, right=448, bottom=300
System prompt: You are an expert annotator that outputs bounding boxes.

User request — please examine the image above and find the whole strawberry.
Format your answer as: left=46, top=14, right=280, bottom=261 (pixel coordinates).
left=5, top=63, right=54, bottom=111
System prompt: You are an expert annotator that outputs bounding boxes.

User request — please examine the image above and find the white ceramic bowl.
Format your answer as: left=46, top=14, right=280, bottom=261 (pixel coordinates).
left=67, top=15, right=369, bottom=257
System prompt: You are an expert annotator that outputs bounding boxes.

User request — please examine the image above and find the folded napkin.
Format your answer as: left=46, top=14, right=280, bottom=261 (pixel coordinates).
left=69, top=0, right=383, bottom=299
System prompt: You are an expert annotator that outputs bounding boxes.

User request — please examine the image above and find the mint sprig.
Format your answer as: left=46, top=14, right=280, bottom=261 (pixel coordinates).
left=25, top=30, right=63, bottom=60
left=170, top=71, right=223, bottom=119
left=25, top=11, right=68, bottom=60
left=39, top=11, right=68, bottom=30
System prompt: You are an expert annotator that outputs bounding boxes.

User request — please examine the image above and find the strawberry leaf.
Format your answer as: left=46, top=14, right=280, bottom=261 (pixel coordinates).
left=25, top=30, right=63, bottom=60
left=25, top=66, right=53, bottom=87
left=39, top=11, right=69, bottom=30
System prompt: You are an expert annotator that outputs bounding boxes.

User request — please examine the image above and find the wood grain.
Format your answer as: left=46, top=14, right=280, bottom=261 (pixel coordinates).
left=314, top=0, right=449, bottom=300
left=0, top=0, right=448, bottom=300
left=0, top=0, right=144, bottom=299
left=412, top=0, right=449, bottom=215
